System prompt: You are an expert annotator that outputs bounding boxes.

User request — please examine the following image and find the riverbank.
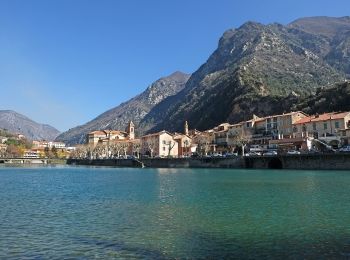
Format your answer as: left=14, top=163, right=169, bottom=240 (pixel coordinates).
left=67, top=153, right=350, bottom=170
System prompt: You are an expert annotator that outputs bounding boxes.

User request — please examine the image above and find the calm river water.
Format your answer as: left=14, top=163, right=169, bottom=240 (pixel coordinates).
left=0, top=166, right=350, bottom=259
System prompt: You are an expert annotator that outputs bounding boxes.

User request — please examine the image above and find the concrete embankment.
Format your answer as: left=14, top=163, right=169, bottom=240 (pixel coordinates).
left=245, top=153, right=350, bottom=170
left=67, top=157, right=243, bottom=168
left=141, top=157, right=244, bottom=168
left=0, top=158, right=67, bottom=165
left=67, top=154, right=350, bottom=170
left=67, top=158, right=145, bottom=168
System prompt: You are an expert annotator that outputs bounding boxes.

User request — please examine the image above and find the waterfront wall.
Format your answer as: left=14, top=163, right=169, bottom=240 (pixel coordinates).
left=67, top=157, right=243, bottom=168
left=141, top=157, right=244, bottom=168
left=244, top=153, right=350, bottom=170
left=67, top=158, right=144, bottom=167
left=67, top=154, right=350, bottom=170
left=0, top=158, right=66, bottom=164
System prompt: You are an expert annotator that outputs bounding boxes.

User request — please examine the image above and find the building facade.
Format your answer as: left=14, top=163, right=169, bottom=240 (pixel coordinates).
left=293, top=112, right=350, bottom=148
left=141, top=131, right=178, bottom=157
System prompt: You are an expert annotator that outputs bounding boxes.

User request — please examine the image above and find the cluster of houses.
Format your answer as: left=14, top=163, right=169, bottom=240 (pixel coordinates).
left=76, top=110, right=350, bottom=159
left=23, top=141, right=75, bottom=158
left=0, top=133, right=74, bottom=158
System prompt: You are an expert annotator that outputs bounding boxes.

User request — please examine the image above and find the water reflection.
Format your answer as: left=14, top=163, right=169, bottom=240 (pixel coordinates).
left=1, top=167, right=350, bottom=259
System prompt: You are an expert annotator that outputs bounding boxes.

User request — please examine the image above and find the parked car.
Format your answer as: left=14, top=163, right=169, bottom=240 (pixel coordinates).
left=211, top=153, right=223, bottom=157
left=224, top=152, right=238, bottom=157
left=339, top=146, right=350, bottom=152
left=245, top=152, right=261, bottom=156
left=287, top=150, right=301, bottom=155
left=263, top=151, right=278, bottom=156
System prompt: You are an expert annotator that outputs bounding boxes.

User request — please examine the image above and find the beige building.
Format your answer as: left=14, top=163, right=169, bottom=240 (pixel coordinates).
left=141, top=130, right=178, bottom=157
left=236, top=112, right=308, bottom=147
left=173, top=134, right=192, bottom=157
left=87, top=121, right=135, bottom=146
left=32, top=141, right=66, bottom=149
left=293, top=112, right=350, bottom=138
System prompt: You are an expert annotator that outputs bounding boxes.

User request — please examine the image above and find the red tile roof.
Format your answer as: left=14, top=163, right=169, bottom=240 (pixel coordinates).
left=294, top=112, right=350, bottom=125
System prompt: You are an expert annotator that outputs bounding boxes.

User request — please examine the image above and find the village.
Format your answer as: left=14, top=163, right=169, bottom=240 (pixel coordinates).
left=69, top=110, right=350, bottom=160
left=1, top=110, right=350, bottom=160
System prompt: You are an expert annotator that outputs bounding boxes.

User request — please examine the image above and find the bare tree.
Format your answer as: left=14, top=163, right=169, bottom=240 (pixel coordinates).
left=93, top=144, right=107, bottom=159
left=167, top=141, right=176, bottom=157
left=110, top=143, right=123, bottom=158
left=145, top=140, right=156, bottom=157
left=229, top=134, right=251, bottom=156
left=120, top=142, right=129, bottom=158
left=132, top=142, right=141, bottom=158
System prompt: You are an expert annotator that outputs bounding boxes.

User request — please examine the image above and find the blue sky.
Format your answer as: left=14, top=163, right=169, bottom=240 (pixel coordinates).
left=0, top=0, right=349, bottom=132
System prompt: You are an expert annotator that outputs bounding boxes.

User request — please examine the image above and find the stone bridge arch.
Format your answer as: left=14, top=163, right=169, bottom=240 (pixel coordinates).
left=268, top=158, right=283, bottom=169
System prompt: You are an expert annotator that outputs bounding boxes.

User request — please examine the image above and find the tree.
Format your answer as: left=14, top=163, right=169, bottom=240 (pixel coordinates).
left=44, top=147, right=50, bottom=158
left=145, top=140, right=156, bottom=158
left=6, top=144, right=21, bottom=158
left=167, top=141, right=176, bottom=157
left=51, top=146, right=58, bottom=158
left=132, top=142, right=141, bottom=158
left=93, top=144, right=107, bottom=159
left=229, top=134, right=251, bottom=156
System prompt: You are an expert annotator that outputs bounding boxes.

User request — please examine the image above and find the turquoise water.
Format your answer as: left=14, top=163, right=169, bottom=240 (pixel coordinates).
left=0, top=166, right=350, bottom=259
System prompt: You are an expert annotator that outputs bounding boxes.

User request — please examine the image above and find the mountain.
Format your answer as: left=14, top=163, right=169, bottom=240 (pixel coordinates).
left=140, top=17, right=349, bottom=133
left=0, top=110, right=60, bottom=141
left=55, top=71, right=190, bottom=145
left=59, top=16, right=350, bottom=145
left=294, top=81, right=350, bottom=114
left=289, top=16, right=350, bottom=77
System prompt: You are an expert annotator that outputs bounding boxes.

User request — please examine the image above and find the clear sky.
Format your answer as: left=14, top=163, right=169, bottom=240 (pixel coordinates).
left=0, top=0, right=349, bottom=132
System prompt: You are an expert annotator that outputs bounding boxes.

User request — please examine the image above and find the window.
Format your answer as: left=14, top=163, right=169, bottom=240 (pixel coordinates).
left=163, top=140, right=166, bottom=144
left=324, top=123, right=327, bottom=130
left=246, top=122, right=251, bottom=128
left=335, top=121, right=340, bottom=129
left=313, top=122, right=316, bottom=131
left=163, top=147, right=166, bottom=151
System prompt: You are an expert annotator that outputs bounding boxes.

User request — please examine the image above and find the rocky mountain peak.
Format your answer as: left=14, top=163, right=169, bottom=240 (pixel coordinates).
left=58, top=16, right=350, bottom=145
left=289, top=16, right=350, bottom=38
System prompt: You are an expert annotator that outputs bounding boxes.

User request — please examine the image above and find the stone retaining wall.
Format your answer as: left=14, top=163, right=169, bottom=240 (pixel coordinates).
left=67, top=154, right=350, bottom=170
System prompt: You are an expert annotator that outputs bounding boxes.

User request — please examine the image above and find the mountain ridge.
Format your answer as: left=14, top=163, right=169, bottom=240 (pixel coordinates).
left=58, top=16, right=350, bottom=144
left=0, top=110, right=60, bottom=141
left=55, top=71, right=190, bottom=145
left=139, top=16, right=348, bottom=133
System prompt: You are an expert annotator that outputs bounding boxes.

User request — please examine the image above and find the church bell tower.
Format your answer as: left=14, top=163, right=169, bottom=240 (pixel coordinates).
left=127, top=121, right=135, bottom=140
left=184, top=121, right=189, bottom=136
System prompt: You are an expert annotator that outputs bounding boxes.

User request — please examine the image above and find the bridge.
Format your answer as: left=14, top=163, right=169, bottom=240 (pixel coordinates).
left=0, top=158, right=66, bottom=164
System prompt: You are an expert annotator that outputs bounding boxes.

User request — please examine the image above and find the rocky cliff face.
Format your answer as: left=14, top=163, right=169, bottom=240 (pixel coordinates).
left=140, top=17, right=349, bottom=133
left=0, top=110, right=60, bottom=140
left=294, top=81, right=350, bottom=114
left=55, top=71, right=190, bottom=145
left=58, top=16, right=350, bottom=145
